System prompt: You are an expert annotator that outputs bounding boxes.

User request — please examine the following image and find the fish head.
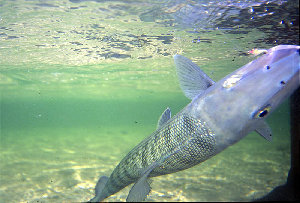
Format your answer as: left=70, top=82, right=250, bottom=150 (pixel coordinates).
left=192, top=45, right=299, bottom=141
left=225, top=45, right=300, bottom=120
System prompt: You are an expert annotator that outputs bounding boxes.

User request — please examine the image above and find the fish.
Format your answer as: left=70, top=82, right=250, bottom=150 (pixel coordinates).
left=88, top=45, right=300, bottom=202
left=248, top=48, right=268, bottom=56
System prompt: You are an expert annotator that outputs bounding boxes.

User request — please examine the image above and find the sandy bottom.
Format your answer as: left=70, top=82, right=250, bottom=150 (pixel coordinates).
left=1, top=106, right=290, bottom=202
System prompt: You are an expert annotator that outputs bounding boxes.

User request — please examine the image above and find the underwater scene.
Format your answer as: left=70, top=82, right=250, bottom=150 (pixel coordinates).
left=0, top=0, right=299, bottom=202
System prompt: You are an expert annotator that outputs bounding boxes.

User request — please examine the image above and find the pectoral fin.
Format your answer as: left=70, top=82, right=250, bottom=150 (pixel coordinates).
left=157, top=107, right=171, bottom=129
left=174, top=54, right=215, bottom=99
left=126, top=162, right=160, bottom=202
left=255, top=121, right=272, bottom=141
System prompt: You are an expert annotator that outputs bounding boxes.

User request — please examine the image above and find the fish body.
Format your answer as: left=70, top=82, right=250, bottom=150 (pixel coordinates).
left=89, top=45, right=300, bottom=202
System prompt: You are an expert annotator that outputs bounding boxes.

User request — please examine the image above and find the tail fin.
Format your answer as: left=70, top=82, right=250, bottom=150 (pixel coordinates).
left=88, top=176, right=109, bottom=202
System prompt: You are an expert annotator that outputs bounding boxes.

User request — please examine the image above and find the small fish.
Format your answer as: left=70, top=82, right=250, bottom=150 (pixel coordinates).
left=248, top=48, right=268, bottom=56
left=88, top=45, right=299, bottom=202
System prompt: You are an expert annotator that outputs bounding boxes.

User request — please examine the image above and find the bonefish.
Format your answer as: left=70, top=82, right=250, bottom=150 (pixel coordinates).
left=88, top=45, right=299, bottom=202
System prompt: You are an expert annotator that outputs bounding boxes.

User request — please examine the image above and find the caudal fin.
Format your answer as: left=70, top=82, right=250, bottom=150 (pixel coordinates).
left=88, top=176, right=109, bottom=202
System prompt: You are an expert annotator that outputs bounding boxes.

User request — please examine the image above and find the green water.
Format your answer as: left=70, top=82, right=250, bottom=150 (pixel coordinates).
left=0, top=0, right=297, bottom=202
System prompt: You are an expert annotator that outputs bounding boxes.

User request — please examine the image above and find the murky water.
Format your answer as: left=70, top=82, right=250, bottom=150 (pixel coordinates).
left=0, top=0, right=298, bottom=202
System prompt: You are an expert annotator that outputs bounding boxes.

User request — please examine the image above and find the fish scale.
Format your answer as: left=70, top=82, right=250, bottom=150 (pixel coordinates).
left=96, top=114, right=216, bottom=201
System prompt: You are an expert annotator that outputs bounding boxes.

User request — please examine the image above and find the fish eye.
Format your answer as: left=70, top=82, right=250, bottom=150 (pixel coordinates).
left=258, top=110, right=268, bottom=117
left=253, top=105, right=271, bottom=118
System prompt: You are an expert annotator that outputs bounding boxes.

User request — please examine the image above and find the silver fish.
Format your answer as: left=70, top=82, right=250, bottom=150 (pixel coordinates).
left=89, top=45, right=300, bottom=202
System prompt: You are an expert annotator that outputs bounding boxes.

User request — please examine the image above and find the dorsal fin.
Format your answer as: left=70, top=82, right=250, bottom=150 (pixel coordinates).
left=174, top=54, right=215, bottom=99
left=157, top=107, right=171, bottom=129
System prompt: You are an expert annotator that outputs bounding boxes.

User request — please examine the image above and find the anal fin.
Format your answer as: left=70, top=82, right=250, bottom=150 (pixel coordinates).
left=126, top=162, right=160, bottom=202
